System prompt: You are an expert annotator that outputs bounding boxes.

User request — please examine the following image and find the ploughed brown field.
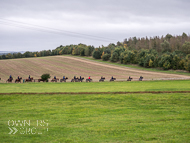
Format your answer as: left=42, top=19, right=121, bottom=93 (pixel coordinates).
left=0, top=55, right=189, bottom=82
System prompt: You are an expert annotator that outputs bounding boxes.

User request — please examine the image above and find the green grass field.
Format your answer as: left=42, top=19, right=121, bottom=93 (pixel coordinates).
left=0, top=93, right=190, bottom=142
left=0, top=80, right=190, bottom=93
left=0, top=80, right=190, bottom=142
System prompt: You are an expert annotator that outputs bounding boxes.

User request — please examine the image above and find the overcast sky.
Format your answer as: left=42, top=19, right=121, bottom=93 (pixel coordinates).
left=0, top=0, right=190, bottom=52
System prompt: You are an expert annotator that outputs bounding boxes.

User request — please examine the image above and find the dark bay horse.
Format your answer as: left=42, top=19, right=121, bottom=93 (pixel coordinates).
left=139, top=76, right=143, bottom=81
left=78, top=77, right=84, bottom=82
left=110, top=78, right=116, bottom=81
left=127, top=77, right=133, bottom=81
left=15, top=77, right=22, bottom=83
left=60, top=77, right=68, bottom=82
left=86, top=78, right=92, bottom=82
left=6, top=78, right=13, bottom=83
left=99, top=77, right=105, bottom=82
left=71, top=77, right=79, bottom=82
left=51, top=78, right=59, bottom=82
left=25, top=77, right=33, bottom=82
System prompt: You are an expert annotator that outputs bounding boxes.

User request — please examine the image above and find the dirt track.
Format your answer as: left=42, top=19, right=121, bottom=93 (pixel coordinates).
left=0, top=55, right=189, bottom=82
left=62, top=56, right=190, bottom=78
left=0, top=91, right=190, bottom=95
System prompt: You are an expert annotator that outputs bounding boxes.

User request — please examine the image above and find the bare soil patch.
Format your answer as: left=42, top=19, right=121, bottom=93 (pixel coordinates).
left=0, top=56, right=189, bottom=82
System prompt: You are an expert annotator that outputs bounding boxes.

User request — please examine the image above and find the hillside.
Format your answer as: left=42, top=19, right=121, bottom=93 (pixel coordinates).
left=0, top=55, right=189, bottom=82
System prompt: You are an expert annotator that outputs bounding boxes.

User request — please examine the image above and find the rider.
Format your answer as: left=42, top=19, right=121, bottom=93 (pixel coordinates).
left=111, top=76, right=114, bottom=79
left=18, top=75, right=20, bottom=80
left=63, top=76, right=65, bottom=79
left=88, top=76, right=91, bottom=80
left=80, top=76, right=81, bottom=79
left=29, top=75, right=31, bottom=80
left=54, top=76, right=56, bottom=79
left=74, top=76, right=76, bottom=79
left=9, top=75, right=12, bottom=80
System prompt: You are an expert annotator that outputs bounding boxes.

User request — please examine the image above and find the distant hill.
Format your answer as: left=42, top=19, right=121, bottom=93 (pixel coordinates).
left=0, top=51, right=26, bottom=55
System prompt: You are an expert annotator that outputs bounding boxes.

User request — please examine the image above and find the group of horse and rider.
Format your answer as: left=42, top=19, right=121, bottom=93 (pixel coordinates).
left=7, top=75, right=32, bottom=83
left=71, top=76, right=91, bottom=82
left=3, top=75, right=143, bottom=83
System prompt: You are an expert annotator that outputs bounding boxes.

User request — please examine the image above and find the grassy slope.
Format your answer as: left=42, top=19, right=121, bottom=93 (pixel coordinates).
left=0, top=93, right=190, bottom=142
left=71, top=55, right=190, bottom=76
left=0, top=80, right=190, bottom=93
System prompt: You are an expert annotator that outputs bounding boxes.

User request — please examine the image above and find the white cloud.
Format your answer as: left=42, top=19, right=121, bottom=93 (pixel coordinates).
left=0, top=0, right=190, bottom=51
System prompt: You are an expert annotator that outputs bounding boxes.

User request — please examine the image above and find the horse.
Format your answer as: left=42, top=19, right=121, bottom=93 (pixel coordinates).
left=15, top=77, right=22, bottom=83
left=127, top=77, right=133, bottom=81
left=139, top=76, right=143, bottom=81
left=51, top=78, right=59, bottom=82
left=71, top=77, right=78, bottom=82
left=99, top=77, right=105, bottom=82
left=110, top=78, right=116, bottom=81
left=78, top=77, right=84, bottom=82
left=86, top=78, right=92, bottom=82
left=25, top=77, right=33, bottom=82
left=6, top=78, right=13, bottom=83
left=60, top=77, right=68, bottom=82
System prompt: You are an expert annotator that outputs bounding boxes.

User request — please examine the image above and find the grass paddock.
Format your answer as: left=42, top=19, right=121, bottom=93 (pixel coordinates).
left=0, top=93, right=190, bottom=142
left=0, top=80, right=190, bottom=142
left=0, top=80, right=190, bottom=93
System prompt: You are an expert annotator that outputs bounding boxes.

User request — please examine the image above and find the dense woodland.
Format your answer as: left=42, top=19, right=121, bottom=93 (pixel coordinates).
left=1, top=33, right=190, bottom=72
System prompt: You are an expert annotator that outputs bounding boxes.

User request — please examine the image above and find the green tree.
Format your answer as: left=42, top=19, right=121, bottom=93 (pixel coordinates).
left=165, top=34, right=173, bottom=41
left=171, top=55, right=180, bottom=70
left=163, top=60, right=171, bottom=70
left=92, top=49, right=101, bottom=59
left=110, top=52, right=119, bottom=62
left=184, top=54, right=190, bottom=72
left=161, top=40, right=171, bottom=53
left=122, top=51, right=136, bottom=64
left=6, top=53, right=13, bottom=59
left=102, top=53, right=111, bottom=61
left=181, top=42, right=190, bottom=54
left=41, top=74, right=51, bottom=82
left=80, top=48, right=85, bottom=56
left=179, top=59, right=185, bottom=70
left=149, top=59, right=153, bottom=67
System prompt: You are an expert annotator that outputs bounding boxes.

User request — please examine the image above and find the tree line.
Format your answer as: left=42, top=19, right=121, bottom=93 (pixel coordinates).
left=1, top=33, right=190, bottom=72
